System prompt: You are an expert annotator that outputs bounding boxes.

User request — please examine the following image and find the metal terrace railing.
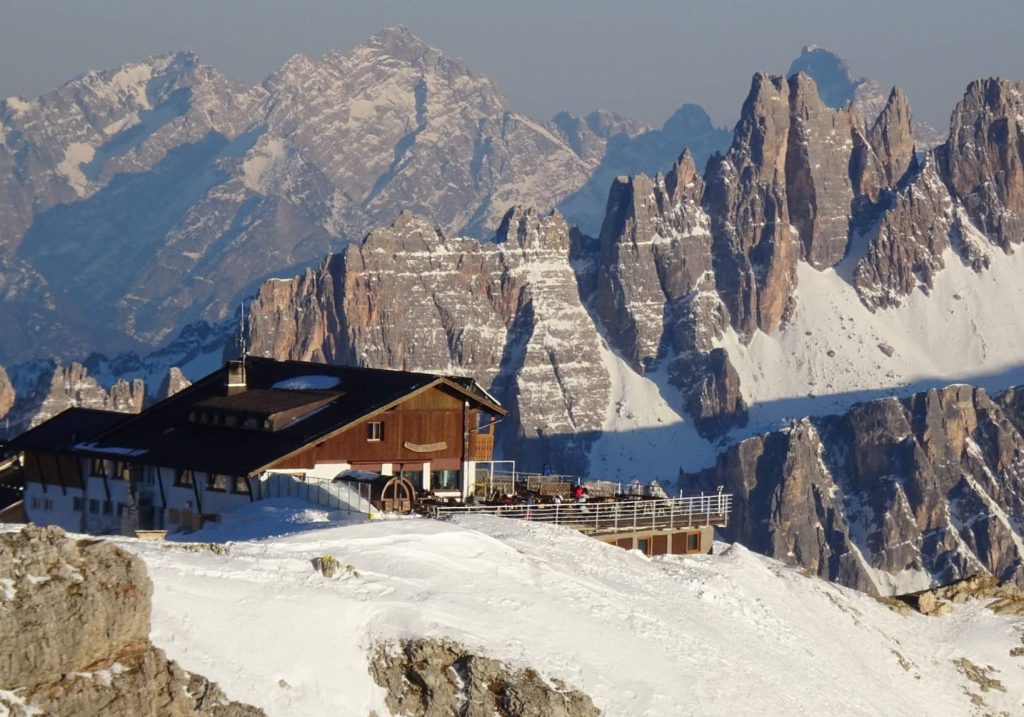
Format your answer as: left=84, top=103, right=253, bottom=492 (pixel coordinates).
left=476, top=469, right=665, bottom=500
left=429, top=494, right=732, bottom=536
left=255, top=473, right=374, bottom=514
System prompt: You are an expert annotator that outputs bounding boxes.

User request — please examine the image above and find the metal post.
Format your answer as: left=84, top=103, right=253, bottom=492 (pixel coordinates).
left=670, top=500, right=675, bottom=529
left=633, top=500, right=638, bottom=530
left=595, top=503, right=599, bottom=530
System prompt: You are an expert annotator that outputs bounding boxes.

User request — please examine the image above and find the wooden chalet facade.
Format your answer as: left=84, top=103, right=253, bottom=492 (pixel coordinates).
left=7, top=357, right=506, bottom=536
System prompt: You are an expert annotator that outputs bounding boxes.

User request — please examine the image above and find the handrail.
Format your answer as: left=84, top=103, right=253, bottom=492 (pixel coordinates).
left=430, top=494, right=732, bottom=534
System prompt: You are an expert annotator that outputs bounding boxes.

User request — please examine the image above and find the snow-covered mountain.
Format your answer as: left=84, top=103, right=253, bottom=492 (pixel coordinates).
left=0, top=28, right=602, bottom=364
left=115, top=506, right=1024, bottom=716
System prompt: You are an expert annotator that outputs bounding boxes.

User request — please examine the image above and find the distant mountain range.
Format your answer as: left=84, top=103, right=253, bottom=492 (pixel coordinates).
left=0, top=27, right=734, bottom=365
left=9, top=30, right=1023, bottom=594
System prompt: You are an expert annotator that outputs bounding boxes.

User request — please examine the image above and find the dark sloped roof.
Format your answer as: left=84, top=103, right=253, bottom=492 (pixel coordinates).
left=194, top=388, right=339, bottom=417
left=68, top=357, right=505, bottom=476
left=9, top=408, right=129, bottom=452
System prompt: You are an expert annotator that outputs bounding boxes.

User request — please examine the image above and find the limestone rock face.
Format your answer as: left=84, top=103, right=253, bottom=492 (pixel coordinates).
left=29, top=362, right=144, bottom=427
left=787, top=45, right=943, bottom=149
left=704, top=73, right=799, bottom=338
left=0, top=366, right=14, bottom=422
left=942, top=78, right=1024, bottom=251
left=594, top=151, right=716, bottom=371
left=369, top=639, right=600, bottom=717
left=591, top=152, right=746, bottom=436
left=853, top=157, right=953, bottom=308
left=868, top=86, right=916, bottom=188
left=157, top=367, right=192, bottom=400
left=690, top=384, right=1024, bottom=596
left=852, top=79, right=1024, bottom=308
left=0, top=525, right=264, bottom=717
left=0, top=525, right=152, bottom=690
left=785, top=72, right=859, bottom=269
left=0, top=359, right=149, bottom=437
left=249, top=209, right=611, bottom=472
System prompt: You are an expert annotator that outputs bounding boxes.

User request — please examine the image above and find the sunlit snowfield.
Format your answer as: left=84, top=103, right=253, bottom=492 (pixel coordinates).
left=113, top=500, right=1024, bottom=716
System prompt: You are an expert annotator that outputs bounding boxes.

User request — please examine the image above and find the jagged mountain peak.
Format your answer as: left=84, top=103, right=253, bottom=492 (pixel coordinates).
left=365, top=25, right=430, bottom=55
left=787, top=45, right=944, bottom=149
left=788, top=45, right=860, bottom=108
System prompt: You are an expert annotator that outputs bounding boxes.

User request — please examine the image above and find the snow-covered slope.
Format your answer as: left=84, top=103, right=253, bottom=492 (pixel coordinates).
left=721, top=242, right=1024, bottom=430
left=120, top=502, right=1024, bottom=716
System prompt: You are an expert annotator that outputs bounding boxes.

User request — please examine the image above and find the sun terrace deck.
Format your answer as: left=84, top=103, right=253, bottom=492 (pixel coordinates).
left=429, top=493, right=732, bottom=537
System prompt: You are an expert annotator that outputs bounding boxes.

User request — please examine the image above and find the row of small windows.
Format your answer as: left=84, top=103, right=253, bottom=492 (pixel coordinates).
left=33, top=496, right=125, bottom=517
left=89, top=459, right=136, bottom=481
left=173, top=469, right=250, bottom=495
left=188, top=411, right=271, bottom=431
left=86, top=461, right=250, bottom=495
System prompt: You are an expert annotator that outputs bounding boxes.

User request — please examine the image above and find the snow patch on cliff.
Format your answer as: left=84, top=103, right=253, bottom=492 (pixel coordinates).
left=56, top=143, right=96, bottom=196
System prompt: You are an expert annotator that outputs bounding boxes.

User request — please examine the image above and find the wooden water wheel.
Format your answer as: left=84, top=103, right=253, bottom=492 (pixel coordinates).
left=379, top=475, right=416, bottom=514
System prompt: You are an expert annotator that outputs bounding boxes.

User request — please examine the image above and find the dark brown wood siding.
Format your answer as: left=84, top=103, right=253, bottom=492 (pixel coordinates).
left=21, top=451, right=83, bottom=490
left=267, top=386, right=476, bottom=470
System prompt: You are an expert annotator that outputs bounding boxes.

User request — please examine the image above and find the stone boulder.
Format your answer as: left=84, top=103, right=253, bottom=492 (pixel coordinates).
left=369, top=638, right=601, bottom=717
left=0, top=525, right=264, bottom=717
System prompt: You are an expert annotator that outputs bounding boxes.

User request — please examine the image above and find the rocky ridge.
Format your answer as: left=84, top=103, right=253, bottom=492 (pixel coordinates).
left=689, top=384, right=1024, bottom=596
left=0, top=27, right=599, bottom=363
left=0, top=525, right=264, bottom=716
left=0, top=361, right=146, bottom=431
left=788, top=45, right=945, bottom=149
left=368, top=639, right=600, bottom=717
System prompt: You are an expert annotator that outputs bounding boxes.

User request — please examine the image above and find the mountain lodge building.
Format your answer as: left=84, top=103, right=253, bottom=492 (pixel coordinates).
left=7, top=357, right=506, bottom=535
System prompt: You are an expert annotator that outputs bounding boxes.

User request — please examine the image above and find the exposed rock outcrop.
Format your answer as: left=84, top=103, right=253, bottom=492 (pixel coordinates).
left=704, top=73, right=799, bottom=338
left=853, top=78, right=1024, bottom=308
left=28, top=362, right=145, bottom=427
left=689, top=384, right=1024, bottom=596
left=0, top=366, right=14, bottom=422
left=787, top=44, right=944, bottom=149
left=886, top=575, right=1024, bottom=617
left=369, top=638, right=600, bottom=717
left=157, top=367, right=193, bottom=400
left=0, top=525, right=264, bottom=717
left=942, top=78, right=1024, bottom=251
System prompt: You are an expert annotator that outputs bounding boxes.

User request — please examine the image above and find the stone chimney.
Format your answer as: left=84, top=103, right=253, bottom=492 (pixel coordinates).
left=225, top=360, right=247, bottom=395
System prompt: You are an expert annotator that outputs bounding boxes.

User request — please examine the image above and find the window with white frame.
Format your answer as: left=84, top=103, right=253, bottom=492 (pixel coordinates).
left=367, top=421, right=383, bottom=441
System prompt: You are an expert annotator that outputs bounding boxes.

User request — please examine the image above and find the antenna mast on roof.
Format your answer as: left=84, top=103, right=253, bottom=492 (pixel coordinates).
left=239, top=301, right=248, bottom=364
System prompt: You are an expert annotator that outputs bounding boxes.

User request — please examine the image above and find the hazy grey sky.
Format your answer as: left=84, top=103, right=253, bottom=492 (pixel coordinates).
left=2, top=0, right=1022, bottom=130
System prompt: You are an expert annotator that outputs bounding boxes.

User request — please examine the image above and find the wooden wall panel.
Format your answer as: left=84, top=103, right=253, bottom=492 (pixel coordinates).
left=269, top=386, right=471, bottom=471
left=652, top=534, right=668, bottom=556
left=401, top=387, right=464, bottom=411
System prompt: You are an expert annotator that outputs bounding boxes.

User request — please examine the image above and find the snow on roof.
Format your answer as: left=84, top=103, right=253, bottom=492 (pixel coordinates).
left=332, top=469, right=381, bottom=483
left=272, top=375, right=342, bottom=391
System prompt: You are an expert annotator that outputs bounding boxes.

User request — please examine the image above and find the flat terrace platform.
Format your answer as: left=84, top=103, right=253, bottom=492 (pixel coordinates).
left=429, top=494, right=732, bottom=537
